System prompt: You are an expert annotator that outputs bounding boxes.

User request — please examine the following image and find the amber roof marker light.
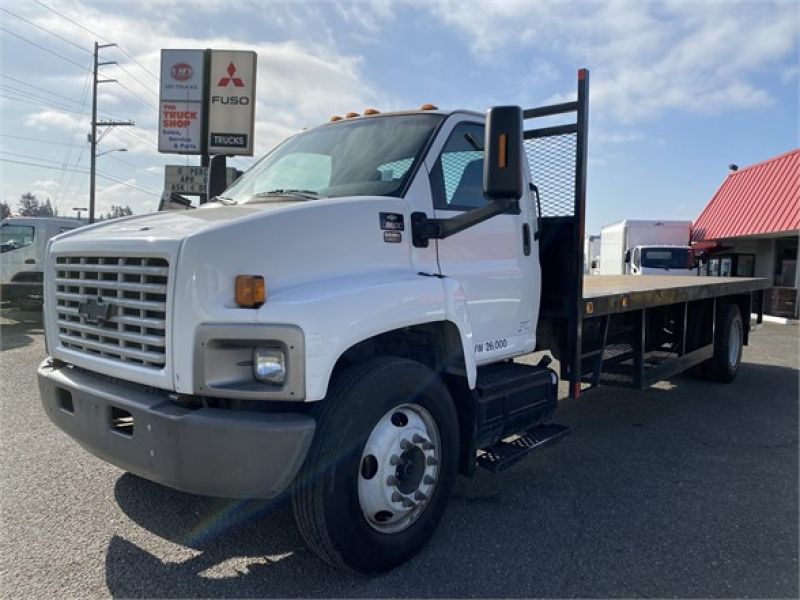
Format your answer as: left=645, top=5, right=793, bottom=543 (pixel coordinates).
left=235, top=275, right=266, bottom=308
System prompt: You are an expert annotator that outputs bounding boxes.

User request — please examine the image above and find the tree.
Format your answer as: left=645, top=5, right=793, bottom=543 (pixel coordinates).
left=0, top=201, right=10, bottom=219
left=17, top=193, right=57, bottom=217
left=17, top=192, right=39, bottom=216
left=104, top=204, right=134, bottom=220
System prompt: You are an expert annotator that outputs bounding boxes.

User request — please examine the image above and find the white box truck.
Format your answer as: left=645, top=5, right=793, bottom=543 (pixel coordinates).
left=1, top=217, right=84, bottom=309
left=36, top=71, right=768, bottom=574
left=584, top=234, right=600, bottom=274
left=599, top=219, right=695, bottom=276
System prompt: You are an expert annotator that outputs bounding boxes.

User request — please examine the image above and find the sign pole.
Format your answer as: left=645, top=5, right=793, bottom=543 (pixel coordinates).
left=200, top=48, right=212, bottom=204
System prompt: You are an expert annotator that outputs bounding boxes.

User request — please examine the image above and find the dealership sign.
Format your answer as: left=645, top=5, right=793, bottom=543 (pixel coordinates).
left=207, top=51, right=257, bottom=156
left=158, top=49, right=257, bottom=156
left=164, top=165, right=239, bottom=195
left=158, top=50, right=205, bottom=154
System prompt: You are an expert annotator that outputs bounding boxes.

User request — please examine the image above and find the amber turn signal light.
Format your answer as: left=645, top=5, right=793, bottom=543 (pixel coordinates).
left=235, top=275, right=266, bottom=308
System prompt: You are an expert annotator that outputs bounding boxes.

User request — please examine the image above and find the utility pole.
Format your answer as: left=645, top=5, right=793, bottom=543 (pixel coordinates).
left=89, top=41, right=134, bottom=223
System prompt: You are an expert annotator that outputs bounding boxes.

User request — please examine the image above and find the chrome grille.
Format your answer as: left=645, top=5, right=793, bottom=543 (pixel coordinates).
left=54, top=256, right=169, bottom=369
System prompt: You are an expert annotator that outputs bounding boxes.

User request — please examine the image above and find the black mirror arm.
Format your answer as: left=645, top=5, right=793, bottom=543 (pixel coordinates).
left=411, top=197, right=517, bottom=248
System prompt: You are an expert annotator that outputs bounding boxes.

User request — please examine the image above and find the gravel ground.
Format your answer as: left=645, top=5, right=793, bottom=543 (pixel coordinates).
left=1, top=307, right=797, bottom=598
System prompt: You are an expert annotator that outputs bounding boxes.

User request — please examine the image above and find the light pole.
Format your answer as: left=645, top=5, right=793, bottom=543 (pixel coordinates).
left=72, top=207, right=88, bottom=221
left=96, top=147, right=127, bottom=158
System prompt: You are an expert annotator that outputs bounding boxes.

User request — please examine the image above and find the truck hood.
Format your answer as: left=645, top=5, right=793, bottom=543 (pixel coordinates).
left=51, top=202, right=300, bottom=245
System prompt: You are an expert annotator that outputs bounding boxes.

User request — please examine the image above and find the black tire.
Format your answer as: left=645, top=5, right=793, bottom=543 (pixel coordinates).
left=292, top=357, right=459, bottom=574
left=13, top=297, right=42, bottom=311
left=706, top=303, right=743, bottom=383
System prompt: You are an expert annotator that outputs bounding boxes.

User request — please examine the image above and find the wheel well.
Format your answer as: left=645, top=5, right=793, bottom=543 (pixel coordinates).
left=332, top=321, right=466, bottom=379
left=330, top=321, right=476, bottom=477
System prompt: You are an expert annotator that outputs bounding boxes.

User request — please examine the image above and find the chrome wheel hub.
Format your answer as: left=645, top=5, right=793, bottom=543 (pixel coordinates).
left=729, top=317, right=742, bottom=367
left=357, top=403, right=440, bottom=533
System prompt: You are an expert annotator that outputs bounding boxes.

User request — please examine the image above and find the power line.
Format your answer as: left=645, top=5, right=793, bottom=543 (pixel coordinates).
left=0, top=133, right=83, bottom=146
left=0, top=26, right=89, bottom=72
left=54, top=68, right=93, bottom=208
left=31, top=0, right=159, bottom=82
left=106, top=153, right=162, bottom=179
left=0, top=150, right=67, bottom=164
left=51, top=69, right=93, bottom=211
left=0, top=157, right=162, bottom=197
left=0, top=83, right=83, bottom=109
left=113, top=79, right=158, bottom=111
left=0, top=74, right=88, bottom=106
left=114, top=63, right=159, bottom=98
left=0, top=91, right=120, bottom=120
left=0, top=6, right=91, bottom=55
left=0, top=91, right=89, bottom=114
left=30, top=0, right=110, bottom=43
left=115, top=47, right=159, bottom=83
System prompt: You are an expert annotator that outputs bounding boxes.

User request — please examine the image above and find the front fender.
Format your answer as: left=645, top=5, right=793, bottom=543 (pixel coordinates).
left=264, top=272, right=476, bottom=401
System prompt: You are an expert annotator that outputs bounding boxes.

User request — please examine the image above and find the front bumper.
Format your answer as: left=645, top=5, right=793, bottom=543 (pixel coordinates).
left=37, top=359, right=316, bottom=499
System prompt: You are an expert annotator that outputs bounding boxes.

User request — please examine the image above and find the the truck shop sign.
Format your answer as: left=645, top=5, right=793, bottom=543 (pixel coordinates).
left=158, top=49, right=257, bottom=156
left=158, top=49, right=205, bottom=154
left=207, top=50, right=257, bottom=156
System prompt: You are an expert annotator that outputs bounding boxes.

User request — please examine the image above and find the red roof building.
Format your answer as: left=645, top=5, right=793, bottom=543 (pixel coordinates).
left=693, top=149, right=799, bottom=318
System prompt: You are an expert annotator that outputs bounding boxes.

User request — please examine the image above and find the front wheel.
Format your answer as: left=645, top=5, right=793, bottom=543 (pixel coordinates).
left=292, top=357, right=459, bottom=573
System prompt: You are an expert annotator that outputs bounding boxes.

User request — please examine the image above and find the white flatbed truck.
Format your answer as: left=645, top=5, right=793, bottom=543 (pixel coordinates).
left=37, top=70, right=769, bottom=573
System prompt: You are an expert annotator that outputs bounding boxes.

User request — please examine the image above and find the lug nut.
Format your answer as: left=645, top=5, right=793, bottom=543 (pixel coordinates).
left=386, top=475, right=398, bottom=486
left=412, top=434, right=429, bottom=445
left=414, top=491, right=427, bottom=501
left=422, top=442, right=435, bottom=450
left=400, top=439, right=412, bottom=450
left=424, top=475, right=436, bottom=485
left=426, top=456, right=438, bottom=466
left=391, top=491, right=403, bottom=503
left=390, top=454, right=401, bottom=465
left=402, top=497, right=416, bottom=508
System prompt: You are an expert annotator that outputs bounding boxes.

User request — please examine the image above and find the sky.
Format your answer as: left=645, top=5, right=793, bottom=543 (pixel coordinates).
left=0, top=0, right=797, bottom=232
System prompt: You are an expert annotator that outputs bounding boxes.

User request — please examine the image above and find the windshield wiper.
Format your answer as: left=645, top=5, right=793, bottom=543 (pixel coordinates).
left=210, top=195, right=237, bottom=205
left=253, top=189, right=321, bottom=200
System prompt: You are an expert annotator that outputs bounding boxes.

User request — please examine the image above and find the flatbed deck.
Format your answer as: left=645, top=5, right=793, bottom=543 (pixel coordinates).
left=583, top=275, right=770, bottom=316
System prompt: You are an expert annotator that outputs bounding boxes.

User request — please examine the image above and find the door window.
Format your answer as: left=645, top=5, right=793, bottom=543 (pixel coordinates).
left=430, top=122, right=486, bottom=211
left=0, top=225, right=34, bottom=253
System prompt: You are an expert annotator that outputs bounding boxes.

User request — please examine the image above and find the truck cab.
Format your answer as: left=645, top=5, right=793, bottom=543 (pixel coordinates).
left=1, top=217, right=83, bottom=309
left=626, top=244, right=697, bottom=276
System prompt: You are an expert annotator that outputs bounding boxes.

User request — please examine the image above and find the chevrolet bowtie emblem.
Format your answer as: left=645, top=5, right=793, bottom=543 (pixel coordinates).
left=77, top=297, right=114, bottom=325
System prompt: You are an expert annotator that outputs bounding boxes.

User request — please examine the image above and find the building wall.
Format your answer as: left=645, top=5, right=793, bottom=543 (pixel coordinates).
left=718, top=234, right=798, bottom=318
left=721, top=237, right=776, bottom=280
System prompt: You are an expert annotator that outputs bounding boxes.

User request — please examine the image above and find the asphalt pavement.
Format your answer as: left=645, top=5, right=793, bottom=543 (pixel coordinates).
left=1, top=306, right=797, bottom=598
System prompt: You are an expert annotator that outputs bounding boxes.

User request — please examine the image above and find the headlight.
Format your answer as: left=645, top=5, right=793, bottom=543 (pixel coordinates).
left=253, top=347, right=286, bottom=384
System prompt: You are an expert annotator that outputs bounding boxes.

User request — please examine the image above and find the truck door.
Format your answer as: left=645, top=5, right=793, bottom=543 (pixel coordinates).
left=0, top=221, right=37, bottom=284
left=425, top=118, right=540, bottom=363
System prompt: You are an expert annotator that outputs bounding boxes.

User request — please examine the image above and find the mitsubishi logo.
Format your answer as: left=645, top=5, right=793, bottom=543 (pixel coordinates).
left=218, top=62, right=244, bottom=88
left=77, top=297, right=115, bottom=325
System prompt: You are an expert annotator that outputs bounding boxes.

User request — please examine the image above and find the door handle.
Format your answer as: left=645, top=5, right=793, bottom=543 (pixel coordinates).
left=25, top=259, right=36, bottom=264
left=522, top=223, right=531, bottom=256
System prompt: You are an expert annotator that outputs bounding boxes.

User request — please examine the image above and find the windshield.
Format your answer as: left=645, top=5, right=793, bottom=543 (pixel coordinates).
left=0, top=224, right=35, bottom=253
left=641, top=247, right=695, bottom=270
left=224, top=114, right=443, bottom=203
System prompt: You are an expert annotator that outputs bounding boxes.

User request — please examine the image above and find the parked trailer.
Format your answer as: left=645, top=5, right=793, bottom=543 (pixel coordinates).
left=37, top=69, right=768, bottom=574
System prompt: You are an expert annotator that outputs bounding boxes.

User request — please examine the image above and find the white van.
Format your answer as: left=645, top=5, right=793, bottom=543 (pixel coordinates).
left=1, top=217, right=84, bottom=309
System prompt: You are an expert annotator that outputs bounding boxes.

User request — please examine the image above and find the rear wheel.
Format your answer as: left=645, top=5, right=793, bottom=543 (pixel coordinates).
left=292, top=357, right=459, bottom=573
left=706, top=303, right=743, bottom=382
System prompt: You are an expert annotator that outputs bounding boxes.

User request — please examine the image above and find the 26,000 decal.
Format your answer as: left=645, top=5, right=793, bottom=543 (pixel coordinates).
left=474, top=338, right=508, bottom=354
